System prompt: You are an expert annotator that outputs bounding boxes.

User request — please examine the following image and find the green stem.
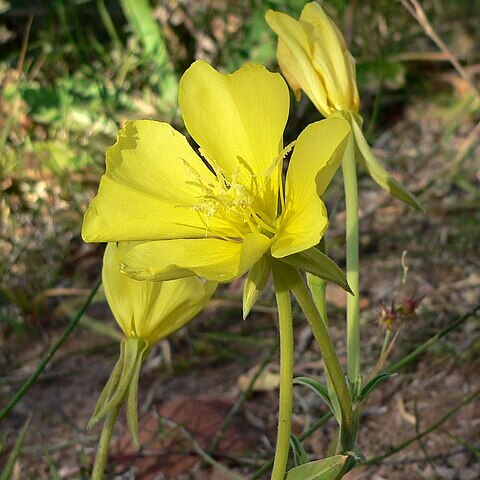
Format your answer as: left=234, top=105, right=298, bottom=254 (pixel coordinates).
left=0, top=279, right=102, bottom=423
left=342, top=132, right=361, bottom=387
left=386, top=303, right=480, bottom=373
left=250, top=411, right=333, bottom=480
left=91, top=403, right=121, bottom=480
left=288, top=267, right=354, bottom=450
left=271, top=264, right=294, bottom=480
left=380, top=328, right=392, bottom=357
left=363, top=389, right=479, bottom=465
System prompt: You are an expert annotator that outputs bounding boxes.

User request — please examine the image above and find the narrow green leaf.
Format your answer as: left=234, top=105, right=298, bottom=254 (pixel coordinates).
left=293, top=376, right=333, bottom=412
left=350, top=114, right=423, bottom=212
left=290, top=434, right=310, bottom=466
left=243, top=256, right=271, bottom=319
left=0, top=416, right=31, bottom=480
left=280, top=248, right=351, bottom=293
left=356, top=372, right=396, bottom=403
left=285, top=455, right=348, bottom=480
left=119, top=0, right=177, bottom=103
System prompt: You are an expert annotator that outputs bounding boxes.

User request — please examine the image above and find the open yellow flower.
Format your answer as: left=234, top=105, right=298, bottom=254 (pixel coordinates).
left=266, top=2, right=359, bottom=118
left=82, top=61, right=350, bottom=283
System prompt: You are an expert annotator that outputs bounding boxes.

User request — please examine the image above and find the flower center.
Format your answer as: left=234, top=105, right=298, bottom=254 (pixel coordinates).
left=183, top=142, right=295, bottom=241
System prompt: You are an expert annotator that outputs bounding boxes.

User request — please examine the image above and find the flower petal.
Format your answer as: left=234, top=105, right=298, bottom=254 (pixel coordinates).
left=265, top=9, right=329, bottom=116
left=82, top=120, right=234, bottom=242
left=272, top=117, right=350, bottom=258
left=103, top=243, right=216, bottom=343
left=179, top=60, right=289, bottom=210
left=118, top=233, right=272, bottom=283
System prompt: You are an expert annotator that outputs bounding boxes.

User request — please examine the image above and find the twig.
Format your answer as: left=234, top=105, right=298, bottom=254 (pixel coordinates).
left=0, top=278, right=102, bottom=422
left=413, top=396, right=441, bottom=476
left=398, top=0, right=479, bottom=96
left=362, top=389, right=480, bottom=465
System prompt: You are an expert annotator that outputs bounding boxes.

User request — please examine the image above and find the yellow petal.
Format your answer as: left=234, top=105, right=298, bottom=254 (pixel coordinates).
left=102, top=243, right=216, bottom=344
left=300, top=2, right=359, bottom=112
left=102, top=242, right=135, bottom=337
left=265, top=9, right=330, bottom=116
left=179, top=60, right=289, bottom=210
left=272, top=117, right=350, bottom=258
left=118, top=233, right=272, bottom=283
left=82, top=120, right=234, bottom=242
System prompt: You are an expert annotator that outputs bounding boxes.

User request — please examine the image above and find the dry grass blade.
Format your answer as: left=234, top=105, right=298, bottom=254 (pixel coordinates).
left=398, top=0, right=479, bottom=97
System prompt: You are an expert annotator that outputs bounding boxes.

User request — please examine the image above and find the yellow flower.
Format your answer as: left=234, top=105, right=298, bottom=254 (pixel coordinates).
left=89, top=243, right=216, bottom=450
left=266, top=2, right=359, bottom=118
left=102, top=242, right=217, bottom=345
left=82, top=61, right=350, bottom=283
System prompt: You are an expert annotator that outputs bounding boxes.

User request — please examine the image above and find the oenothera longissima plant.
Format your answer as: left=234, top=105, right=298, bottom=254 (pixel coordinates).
left=82, top=60, right=356, bottom=479
left=89, top=243, right=216, bottom=479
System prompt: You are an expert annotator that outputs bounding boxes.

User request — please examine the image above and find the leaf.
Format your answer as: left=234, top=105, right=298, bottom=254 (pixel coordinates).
left=0, top=416, right=31, bottom=480
left=290, top=434, right=310, bottom=466
left=285, top=455, right=348, bottom=480
left=119, top=0, right=177, bottom=103
left=350, top=113, right=423, bottom=212
left=293, top=377, right=333, bottom=412
left=243, top=256, right=271, bottom=319
left=356, top=372, right=397, bottom=404
left=280, top=248, right=352, bottom=293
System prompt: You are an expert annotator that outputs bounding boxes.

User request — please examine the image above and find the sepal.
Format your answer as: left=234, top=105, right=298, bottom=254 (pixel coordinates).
left=242, top=256, right=271, bottom=319
left=280, top=248, right=351, bottom=294
left=349, top=113, right=423, bottom=212
left=88, top=337, right=150, bottom=449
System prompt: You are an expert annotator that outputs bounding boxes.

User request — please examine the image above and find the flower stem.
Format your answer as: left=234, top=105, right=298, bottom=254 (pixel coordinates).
left=287, top=267, right=354, bottom=450
left=91, top=403, right=121, bottom=480
left=342, top=132, right=361, bottom=388
left=271, top=264, right=294, bottom=480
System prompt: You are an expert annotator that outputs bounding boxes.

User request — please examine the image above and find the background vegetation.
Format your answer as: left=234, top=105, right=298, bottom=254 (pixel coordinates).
left=0, top=0, right=479, bottom=478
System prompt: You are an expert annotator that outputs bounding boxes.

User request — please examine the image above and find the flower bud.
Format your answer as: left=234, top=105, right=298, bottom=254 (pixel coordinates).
left=102, top=242, right=217, bottom=345
left=266, top=2, right=360, bottom=117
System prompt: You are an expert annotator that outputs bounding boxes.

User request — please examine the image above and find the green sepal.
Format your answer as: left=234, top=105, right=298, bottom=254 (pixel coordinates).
left=290, top=434, right=310, bottom=466
left=306, top=272, right=327, bottom=324
left=88, top=337, right=149, bottom=428
left=126, top=340, right=150, bottom=450
left=280, top=248, right=352, bottom=294
left=285, top=455, right=348, bottom=480
left=243, top=256, right=271, bottom=319
left=88, top=343, right=125, bottom=428
left=350, top=113, right=423, bottom=212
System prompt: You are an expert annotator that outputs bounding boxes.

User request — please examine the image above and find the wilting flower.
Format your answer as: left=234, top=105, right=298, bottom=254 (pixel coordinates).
left=266, top=3, right=421, bottom=210
left=82, top=61, right=350, bottom=284
left=89, top=243, right=216, bottom=447
left=266, top=1, right=359, bottom=118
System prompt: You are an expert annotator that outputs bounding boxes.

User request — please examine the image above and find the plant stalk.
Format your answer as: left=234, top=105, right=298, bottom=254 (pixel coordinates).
left=91, top=403, right=121, bottom=480
left=271, top=264, right=294, bottom=480
left=342, top=131, right=361, bottom=388
left=288, top=267, right=354, bottom=450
